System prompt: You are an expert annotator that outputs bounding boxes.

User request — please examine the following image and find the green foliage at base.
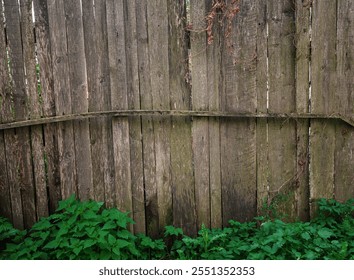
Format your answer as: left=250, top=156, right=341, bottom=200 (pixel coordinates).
left=1, top=197, right=353, bottom=260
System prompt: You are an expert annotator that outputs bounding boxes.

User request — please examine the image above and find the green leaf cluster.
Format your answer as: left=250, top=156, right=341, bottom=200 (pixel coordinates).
left=0, top=195, right=165, bottom=260
left=0, top=197, right=353, bottom=260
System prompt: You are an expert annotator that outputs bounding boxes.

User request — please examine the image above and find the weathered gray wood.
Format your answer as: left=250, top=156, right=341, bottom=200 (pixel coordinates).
left=20, top=0, right=48, bottom=220
left=206, top=0, right=222, bottom=229
left=267, top=0, right=297, bottom=220
left=106, top=0, right=133, bottom=232
left=83, top=0, right=113, bottom=204
left=169, top=0, right=196, bottom=235
left=221, top=0, right=257, bottom=224
left=147, top=0, right=172, bottom=236
left=136, top=0, right=159, bottom=237
left=1, top=110, right=353, bottom=131
left=256, top=0, right=269, bottom=217
left=0, top=0, right=11, bottom=221
left=310, top=0, right=337, bottom=215
left=48, top=0, right=76, bottom=199
left=64, top=0, right=93, bottom=201
left=4, top=0, right=36, bottom=228
left=125, top=0, right=145, bottom=234
left=295, top=0, right=311, bottom=220
left=334, top=0, right=354, bottom=202
left=33, top=0, right=61, bottom=213
left=190, top=0, right=210, bottom=230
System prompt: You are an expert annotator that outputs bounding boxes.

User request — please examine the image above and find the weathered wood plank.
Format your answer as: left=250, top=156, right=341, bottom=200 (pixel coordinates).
left=0, top=0, right=11, bottom=220
left=206, top=0, right=222, bottom=229
left=64, top=0, right=93, bottom=201
left=295, top=0, right=311, bottom=220
left=267, top=0, right=297, bottom=220
left=147, top=0, right=172, bottom=236
left=47, top=0, right=76, bottom=199
left=334, top=0, right=354, bottom=202
left=20, top=0, right=48, bottom=219
left=169, top=0, right=196, bottom=236
left=220, top=0, right=257, bottom=225
left=136, top=0, right=158, bottom=237
left=4, top=0, right=36, bottom=228
left=33, top=0, right=61, bottom=213
left=190, top=0, right=210, bottom=230
left=310, top=0, right=337, bottom=215
left=106, top=0, right=132, bottom=231
left=83, top=0, right=113, bottom=204
left=256, top=0, right=268, bottom=217
left=125, top=0, right=146, bottom=234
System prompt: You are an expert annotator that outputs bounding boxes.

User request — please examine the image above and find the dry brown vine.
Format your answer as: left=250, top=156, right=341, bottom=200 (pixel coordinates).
left=206, top=0, right=240, bottom=54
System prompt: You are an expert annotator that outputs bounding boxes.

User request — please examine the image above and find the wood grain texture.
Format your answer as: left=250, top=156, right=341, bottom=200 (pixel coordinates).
left=106, top=0, right=133, bottom=233
left=267, top=0, right=297, bottom=220
left=295, top=0, right=311, bottom=220
left=146, top=0, right=172, bottom=237
left=334, top=0, right=354, bottom=202
left=169, top=0, right=196, bottom=235
left=190, top=0, right=210, bottom=230
left=125, top=0, right=146, bottom=234
left=221, top=0, right=257, bottom=225
left=48, top=0, right=76, bottom=199
left=20, top=0, right=48, bottom=219
left=136, top=0, right=159, bottom=237
left=83, top=0, right=114, bottom=204
left=64, top=0, right=93, bottom=201
left=4, top=0, right=36, bottom=228
left=33, top=0, right=61, bottom=213
left=0, top=0, right=11, bottom=221
left=310, top=0, right=337, bottom=215
left=256, top=0, right=268, bottom=217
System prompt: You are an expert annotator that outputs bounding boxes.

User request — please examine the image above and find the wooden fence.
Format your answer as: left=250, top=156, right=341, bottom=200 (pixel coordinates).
left=0, top=0, right=353, bottom=237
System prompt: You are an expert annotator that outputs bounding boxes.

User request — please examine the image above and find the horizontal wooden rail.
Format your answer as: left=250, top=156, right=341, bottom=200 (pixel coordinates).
left=0, top=110, right=353, bottom=130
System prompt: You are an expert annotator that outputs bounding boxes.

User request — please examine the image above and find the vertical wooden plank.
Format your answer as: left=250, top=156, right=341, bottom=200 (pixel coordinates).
left=20, top=0, right=48, bottom=219
left=295, top=0, right=311, bottom=220
left=4, top=0, right=36, bottom=228
left=125, top=0, right=146, bottom=234
left=83, top=0, right=113, bottom=204
left=136, top=0, right=158, bottom=237
left=206, top=1, right=222, bottom=229
left=220, top=0, right=257, bottom=225
left=267, top=0, right=297, bottom=220
left=147, top=0, right=172, bottom=236
left=34, top=0, right=61, bottom=213
left=310, top=0, right=336, bottom=215
left=169, top=0, right=196, bottom=235
left=64, top=0, right=93, bottom=201
left=47, top=0, right=76, bottom=199
left=2, top=1, right=25, bottom=229
left=334, top=0, right=354, bottom=202
left=256, top=0, right=269, bottom=217
left=190, top=0, right=210, bottom=229
left=106, top=0, right=132, bottom=232
left=0, top=0, right=12, bottom=221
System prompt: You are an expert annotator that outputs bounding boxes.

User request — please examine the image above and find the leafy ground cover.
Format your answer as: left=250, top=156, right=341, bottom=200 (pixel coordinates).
left=1, top=196, right=353, bottom=260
